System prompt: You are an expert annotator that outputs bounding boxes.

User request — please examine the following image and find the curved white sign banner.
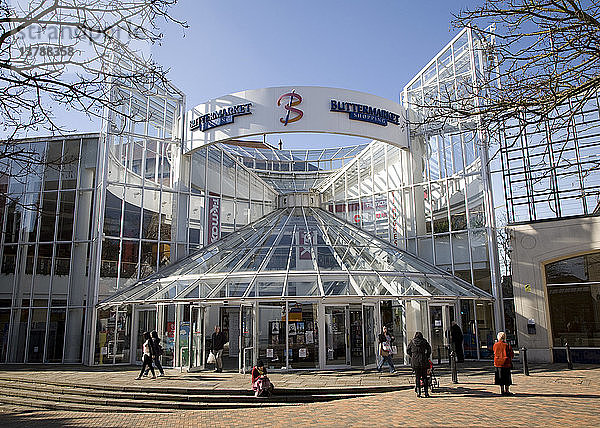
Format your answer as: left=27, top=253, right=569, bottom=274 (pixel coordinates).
left=184, top=86, right=408, bottom=153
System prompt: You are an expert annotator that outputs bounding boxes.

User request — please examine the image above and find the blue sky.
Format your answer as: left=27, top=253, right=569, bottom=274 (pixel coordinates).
left=156, top=1, right=473, bottom=102
left=38, top=1, right=479, bottom=148
left=148, top=0, right=477, bottom=148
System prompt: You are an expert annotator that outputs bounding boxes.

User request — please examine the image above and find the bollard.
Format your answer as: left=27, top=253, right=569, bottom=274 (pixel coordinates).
left=566, top=342, right=573, bottom=370
left=437, top=345, right=441, bottom=365
left=450, top=350, right=458, bottom=384
left=520, top=346, right=529, bottom=376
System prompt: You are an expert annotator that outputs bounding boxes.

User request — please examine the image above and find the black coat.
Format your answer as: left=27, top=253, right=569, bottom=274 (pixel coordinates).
left=211, top=331, right=226, bottom=351
left=450, top=324, right=465, bottom=362
left=406, top=336, right=432, bottom=370
left=450, top=324, right=464, bottom=344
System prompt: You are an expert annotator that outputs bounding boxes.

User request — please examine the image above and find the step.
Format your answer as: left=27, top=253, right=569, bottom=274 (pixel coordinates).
left=0, top=395, right=174, bottom=414
left=0, top=386, right=300, bottom=411
left=0, top=375, right=406, bottom=396
left=0, top=380, right=369, bottom=405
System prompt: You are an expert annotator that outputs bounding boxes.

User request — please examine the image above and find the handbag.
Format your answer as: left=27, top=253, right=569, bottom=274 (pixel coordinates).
left=206, top=351, right=216, bottom=364
left=391, top=345, right=398, bottom=355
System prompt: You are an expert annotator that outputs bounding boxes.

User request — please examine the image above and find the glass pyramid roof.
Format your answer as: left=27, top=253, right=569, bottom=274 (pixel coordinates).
left=100, top=207, right=492, bottom=306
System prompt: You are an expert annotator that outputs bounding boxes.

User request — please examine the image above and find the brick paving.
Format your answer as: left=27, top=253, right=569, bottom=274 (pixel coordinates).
left=1, top=363, right=600, bottom=427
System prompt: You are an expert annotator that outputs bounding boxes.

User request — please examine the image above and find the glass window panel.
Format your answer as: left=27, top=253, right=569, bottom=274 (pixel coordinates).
left=256, top=279, right=284, bottom=297
left=191, top=148, right=207, bottom=194
left=354, top=275, right=388, bottom=295
left=39, top=191, right=58, bottom=241
left=238, top=247, right=269, bottom=272
left=0, top=313, right=16, bottom=366
left=258, top=302, right=286, bottom=369
left=288, top=302, right=319, bottom=369
left=100, top=239, right=120, bottom=278
left=287, top=276, right=320, bottom=296
left=434, top=234, right=452, bottom=267
left=452, top=232, right=470, bottom=270
left=236, top=201, right=249, bottom=228
left=317, top=246, right=341, bottom=270
left=54, top=243, right=71, bottom=276
left=120, top=241, right=139, bottom=282
left=1, top=245, right=17, bottom=274
left=323, top=276, right=355, bottom=295
left=207, top=147, right=221, bottom=195
left=545, top=251, right=600, bottom=284
left=222, top=154, right=236, bottom=198
left=60, top=139, right=80, bottom=189
left=47, top=308, right=66, bottom=363
left=57, top=191, right=75, bottom=241
left=43, top=142, right=61, bottom=191
left=264, top=247, right=290, bottom=271
left=140, top=242, right=158, bottom=278
left=103, top=186, right=123, bottom=237
left=27, top=308, right=47, bottom=363
left=36, top=243, right=52, bottom=276
left=159, top=191, right=173, bottom=241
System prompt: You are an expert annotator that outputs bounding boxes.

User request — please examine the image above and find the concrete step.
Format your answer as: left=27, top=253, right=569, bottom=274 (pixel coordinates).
left=0, top=386, right=300, bottom=411
left=0, top=394, right=175, bottom=414
left=0, top=375, right=404, bottom=396
left=0, top=379, right=369, bottom=405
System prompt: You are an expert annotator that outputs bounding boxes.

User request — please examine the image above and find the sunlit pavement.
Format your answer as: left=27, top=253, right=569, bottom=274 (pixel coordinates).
left=0, top=363, right=599, bottom=427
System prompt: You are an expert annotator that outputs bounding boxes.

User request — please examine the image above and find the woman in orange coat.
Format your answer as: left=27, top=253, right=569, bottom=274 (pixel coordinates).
left=493, top=331, right=514, bottom=396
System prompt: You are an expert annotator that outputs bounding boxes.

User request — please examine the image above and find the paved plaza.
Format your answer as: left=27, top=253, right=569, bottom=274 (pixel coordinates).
left=0, top=363, right=599, bottom=427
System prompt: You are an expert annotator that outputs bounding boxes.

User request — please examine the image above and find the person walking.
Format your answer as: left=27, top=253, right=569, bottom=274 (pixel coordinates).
left=407, top=331, right=432, bottom=398
left=135, top=331, right=156, bottom=380
left=211, top=325, right=226, bottom=373
left=376, top=326, right=396, bottom=373
left=493, top=331, right=514, bottom=396
left=144, top=330, right=165, bottom=377
left=450, top=321, right=465, bottom=363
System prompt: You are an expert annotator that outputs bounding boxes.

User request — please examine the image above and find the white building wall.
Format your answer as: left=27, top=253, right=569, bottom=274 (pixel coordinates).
left=509, top=215, right=600, bottom=362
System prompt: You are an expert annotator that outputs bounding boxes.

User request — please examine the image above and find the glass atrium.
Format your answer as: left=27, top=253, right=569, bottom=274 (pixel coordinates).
left=100, top=206, right=491, bottom=371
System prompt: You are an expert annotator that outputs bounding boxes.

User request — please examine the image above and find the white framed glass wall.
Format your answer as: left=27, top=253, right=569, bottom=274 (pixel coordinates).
left=0, top=135, right=99, bottom=363
left=178, top=146, right=279, bottom=254
left=318, top=28, right=500, bottom=356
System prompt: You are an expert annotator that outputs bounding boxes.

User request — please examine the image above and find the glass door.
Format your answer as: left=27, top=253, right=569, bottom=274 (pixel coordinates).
left=325, top=306, right=349, bottom=366
left=190, top=305, right=204, bottom=371
left=363, top=304, right=376, bottom=366
left=429, top=304, right=454, bottom=362
left=349, top=306, right=363, bottom=366
left=240, top=304, right=254, bottom=373
left=134, top=308, right=156, bottom=364
left=429, top=305, right=445, bottom=360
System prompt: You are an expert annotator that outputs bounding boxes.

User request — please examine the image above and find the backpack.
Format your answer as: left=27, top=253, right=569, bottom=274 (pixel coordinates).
left=153, top=338, right=164, bottom=356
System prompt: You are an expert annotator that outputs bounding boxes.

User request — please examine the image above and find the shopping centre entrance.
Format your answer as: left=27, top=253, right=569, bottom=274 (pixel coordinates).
left=187, top=301, right=381, bottom=372
left=97, top=207, right=491, bottom=371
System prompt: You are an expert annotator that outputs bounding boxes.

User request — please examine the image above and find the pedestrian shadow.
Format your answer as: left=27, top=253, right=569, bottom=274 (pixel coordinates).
left=512, top=392, right=600, bottom=399
left=174, top=375, right=225, bottom=382
left=432, top=386, right=600, bottom=400
left=432, top=386, right=499, bottom=398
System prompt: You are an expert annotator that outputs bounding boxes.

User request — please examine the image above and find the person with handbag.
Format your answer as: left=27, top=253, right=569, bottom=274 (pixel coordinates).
left=211, top=325, right=226, bottom=372
left=407, top=331, right=432, bottom=397
left=493, top=331, right=514, bottom=396
left=376, top=326, right=396, bottom=373
left=135, top=331, right=156, bottom=380
left=143, top=330, right=165, bottom=377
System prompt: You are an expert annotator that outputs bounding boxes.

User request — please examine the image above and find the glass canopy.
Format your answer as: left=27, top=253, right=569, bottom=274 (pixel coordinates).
left=99, top=207, right=492, bottom=306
